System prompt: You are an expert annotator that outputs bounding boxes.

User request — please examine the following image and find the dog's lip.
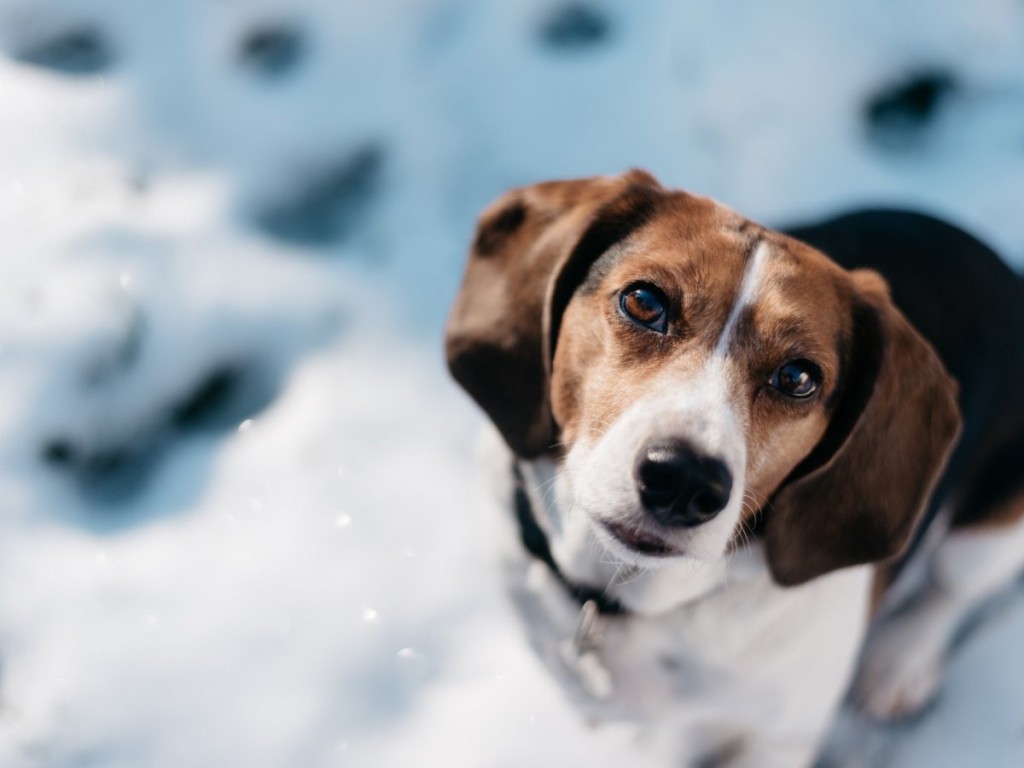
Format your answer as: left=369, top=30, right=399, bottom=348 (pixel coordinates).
left=601, top=520, right=679, bottom=557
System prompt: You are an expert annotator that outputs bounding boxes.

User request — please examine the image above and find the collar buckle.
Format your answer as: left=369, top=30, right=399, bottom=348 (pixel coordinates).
left=560, top=599, right=615, bottom=699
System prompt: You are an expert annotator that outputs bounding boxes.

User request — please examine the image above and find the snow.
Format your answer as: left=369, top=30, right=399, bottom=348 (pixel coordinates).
left=0, top=0, right=1022, bottom=765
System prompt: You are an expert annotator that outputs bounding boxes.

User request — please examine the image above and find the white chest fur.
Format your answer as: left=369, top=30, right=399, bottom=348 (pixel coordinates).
left=507, top=543, right=870, bottom=765
left=483, top=437, right=872, bottom=765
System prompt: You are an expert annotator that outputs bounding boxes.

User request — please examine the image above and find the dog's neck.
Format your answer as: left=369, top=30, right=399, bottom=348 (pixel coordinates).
left=512, top=464, right=628, bottom=614
left=515, top=456, right=744, bottom=616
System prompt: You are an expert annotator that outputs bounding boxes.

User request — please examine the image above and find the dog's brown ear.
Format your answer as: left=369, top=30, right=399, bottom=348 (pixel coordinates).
left=765, top=270, right=962, bottom=586
left=445, top=170, right=662, bottom=457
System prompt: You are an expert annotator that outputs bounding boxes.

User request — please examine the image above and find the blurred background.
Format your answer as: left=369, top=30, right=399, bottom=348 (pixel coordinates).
left=0, top=0, right=1022, bottom=765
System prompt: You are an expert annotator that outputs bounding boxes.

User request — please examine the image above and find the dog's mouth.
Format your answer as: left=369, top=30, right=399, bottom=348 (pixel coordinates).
left=601, top=520, right=679, bottom=557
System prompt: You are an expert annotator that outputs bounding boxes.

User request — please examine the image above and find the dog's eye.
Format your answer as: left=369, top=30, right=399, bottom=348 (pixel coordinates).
left=619, top=284, right=668, bottom=333
left=770, top=360, right=821, bottom=398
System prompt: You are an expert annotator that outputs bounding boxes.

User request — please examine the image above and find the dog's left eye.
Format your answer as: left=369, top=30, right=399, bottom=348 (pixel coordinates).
left=619, top=284, right=668, bottom=333
left=770, top=360, right=821, bottom=398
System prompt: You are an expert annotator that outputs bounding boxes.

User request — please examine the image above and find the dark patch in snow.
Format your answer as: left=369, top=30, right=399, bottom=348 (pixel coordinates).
left=170, top=366, right=244, bottom=430
left=42, top=363, right=277, bottom=507
left=42, top=439, right=76, bottom=466
left=865, top=70, right=957, bottom=150
left=13, top=26, right=114, bottom=75
left=239, top=23, right=305, bottom=78
left=73, top=444, right=162, bottom=504
left=254, top=143, right=385, bottom=246
left=170, top=363, right=278, bottom=432
left=538, top=4, right=612, bottom=52
left=42, top=438, right=160, bottom=506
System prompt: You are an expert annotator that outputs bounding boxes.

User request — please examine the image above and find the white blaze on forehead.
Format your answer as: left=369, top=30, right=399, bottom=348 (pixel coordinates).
left=714, top=240, right=770, bottom=358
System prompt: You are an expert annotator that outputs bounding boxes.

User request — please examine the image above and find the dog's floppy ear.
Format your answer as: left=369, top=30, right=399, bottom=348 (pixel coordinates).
left=765, top=270, right=962, bottom=586
left=445, top=170, right=662, bottom=457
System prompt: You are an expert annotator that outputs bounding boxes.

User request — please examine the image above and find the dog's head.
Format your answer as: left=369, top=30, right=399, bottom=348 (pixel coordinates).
left=446, top=171, right=960, bottom=589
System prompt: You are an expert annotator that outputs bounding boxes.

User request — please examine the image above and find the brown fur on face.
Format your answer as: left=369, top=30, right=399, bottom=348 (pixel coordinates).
left=446, top=171, right=962, bottom=587
left=446, top=170, right=664, bottom=458
left=551, top=217, right=856, bottom=515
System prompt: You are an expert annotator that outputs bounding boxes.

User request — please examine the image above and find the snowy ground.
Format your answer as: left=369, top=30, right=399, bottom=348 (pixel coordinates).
left=0, top=1, right=1023, bottom=766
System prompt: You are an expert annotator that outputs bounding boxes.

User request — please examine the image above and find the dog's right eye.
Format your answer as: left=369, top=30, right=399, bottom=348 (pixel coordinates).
left=619, top=284, right=668, bottom=333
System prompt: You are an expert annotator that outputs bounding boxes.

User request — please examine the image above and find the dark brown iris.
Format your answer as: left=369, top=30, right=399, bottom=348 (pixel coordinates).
left=619, top=285, right=668, bottom=333
left=770, top=360, right=821, bottom=398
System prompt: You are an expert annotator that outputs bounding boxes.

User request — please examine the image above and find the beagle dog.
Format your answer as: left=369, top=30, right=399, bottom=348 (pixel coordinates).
left=445, top=170, right=1024, bottom=767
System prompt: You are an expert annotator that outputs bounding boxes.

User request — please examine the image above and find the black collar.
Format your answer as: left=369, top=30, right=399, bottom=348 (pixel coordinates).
left=512, top=464, right=627, bottom=616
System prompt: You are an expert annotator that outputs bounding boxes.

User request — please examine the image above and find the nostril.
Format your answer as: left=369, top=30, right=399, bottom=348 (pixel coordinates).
left=637, top=458, right=680, bottom=505
left=689, top=480, right=729, bottom=519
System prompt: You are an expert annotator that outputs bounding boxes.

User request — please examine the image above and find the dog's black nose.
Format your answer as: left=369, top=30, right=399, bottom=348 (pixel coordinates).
left=634, top=440, right=732, bottom=527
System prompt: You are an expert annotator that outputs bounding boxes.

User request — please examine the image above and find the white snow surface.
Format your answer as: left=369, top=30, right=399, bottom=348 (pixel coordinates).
left=0, top=0, right=1023, bottom=766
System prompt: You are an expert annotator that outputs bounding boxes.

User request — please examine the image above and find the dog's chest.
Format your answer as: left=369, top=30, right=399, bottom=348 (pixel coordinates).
left=506, top=545, right=871, bottom=736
